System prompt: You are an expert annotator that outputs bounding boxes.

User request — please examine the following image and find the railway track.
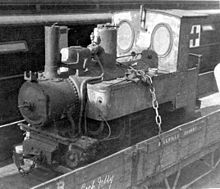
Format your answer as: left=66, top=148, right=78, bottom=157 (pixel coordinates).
left=0, top=119, right=25, bottom=129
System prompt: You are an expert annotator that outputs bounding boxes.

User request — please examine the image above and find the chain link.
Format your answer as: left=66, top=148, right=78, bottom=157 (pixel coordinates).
left=140, top=71, right=163, bottom=172
left=125, top=68, right=162, bottom=135
left=145, top=74, right=162, bottom=135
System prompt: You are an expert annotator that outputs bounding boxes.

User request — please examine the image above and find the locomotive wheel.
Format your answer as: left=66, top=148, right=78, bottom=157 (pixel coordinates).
left=64, top=149, right=82, bottom=169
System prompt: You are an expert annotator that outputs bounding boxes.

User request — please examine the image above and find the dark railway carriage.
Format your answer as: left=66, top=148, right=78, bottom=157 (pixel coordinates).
left=0, top=26, right=44, bottom=124
left=0, top=0, right=219, bottom=13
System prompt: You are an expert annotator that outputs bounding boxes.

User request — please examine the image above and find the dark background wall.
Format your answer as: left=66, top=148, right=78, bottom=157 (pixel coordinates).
left=0, top=0, right=218, bottom=15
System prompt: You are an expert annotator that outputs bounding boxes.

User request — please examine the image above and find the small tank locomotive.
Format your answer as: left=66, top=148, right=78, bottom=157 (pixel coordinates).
left=13, top=8, right=203, bottom=172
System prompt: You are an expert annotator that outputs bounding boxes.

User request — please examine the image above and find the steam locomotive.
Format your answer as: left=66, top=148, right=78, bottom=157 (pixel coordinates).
left=0, top=0, right=218, bottom=125
left=13, top=8, right=220, bottom=172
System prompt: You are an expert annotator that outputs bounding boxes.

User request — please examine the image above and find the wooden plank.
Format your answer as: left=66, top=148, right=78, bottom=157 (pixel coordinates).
left=32, top=147, right=134, bottom=189
left=135, top=113, right=207, bottom=184
left=179, top=119, right=206, bottom=159
left=206, top=111, right=220, bottom=145
left=140, top=142, right=220, bottom=186
left=197, top=71, right=218, bottom=97
left=32, top=109, right=220, bottom=189
left=135, top=110, right=220, bottom=186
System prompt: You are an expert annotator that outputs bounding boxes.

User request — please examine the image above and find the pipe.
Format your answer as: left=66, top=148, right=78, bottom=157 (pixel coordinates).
left=0, top=74, right=23, bottom=81
left=98, top=25, right=117, bottom=68
left=78, top=55, right=104, bottom=135
left=0, top=13, right=112, bottom=26
left=0, top=0, right=216, bottom=5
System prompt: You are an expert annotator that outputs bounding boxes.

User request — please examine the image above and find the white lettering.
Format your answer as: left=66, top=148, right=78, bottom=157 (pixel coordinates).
left=162, top=134, right=179, bottom=145
left=81, top=174, right=114, bottom=189
left=184, top=127, right=197, bottom=136
left=189, top=25, right=201, bottom=48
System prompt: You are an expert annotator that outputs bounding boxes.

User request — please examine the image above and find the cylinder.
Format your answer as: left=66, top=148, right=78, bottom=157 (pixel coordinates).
left=44, top=25, right=60, bottom=79
left=97, top=24, right=117, bottom=68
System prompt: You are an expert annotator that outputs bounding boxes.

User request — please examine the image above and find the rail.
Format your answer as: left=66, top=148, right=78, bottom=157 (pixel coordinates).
left=0, top=74, right=23, bottom=81
left=0, top=119, right=25, bottom=129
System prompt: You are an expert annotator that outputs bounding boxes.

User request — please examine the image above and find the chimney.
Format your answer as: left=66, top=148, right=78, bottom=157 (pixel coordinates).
left=44, top=25, right=60, bottom=79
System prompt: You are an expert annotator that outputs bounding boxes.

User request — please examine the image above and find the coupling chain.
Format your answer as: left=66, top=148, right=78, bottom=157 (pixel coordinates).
left=125, top=67, right=162, bottom=135
left=145, top=74, right=162, bottom=135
